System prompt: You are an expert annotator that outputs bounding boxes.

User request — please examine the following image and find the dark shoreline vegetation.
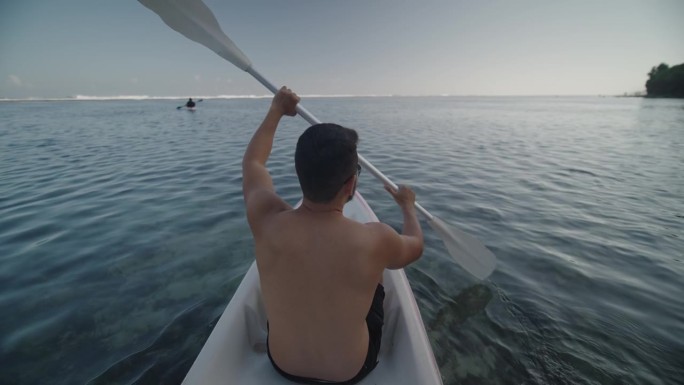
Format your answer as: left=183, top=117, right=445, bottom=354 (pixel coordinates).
left=645, top=62, right=684, bottom=98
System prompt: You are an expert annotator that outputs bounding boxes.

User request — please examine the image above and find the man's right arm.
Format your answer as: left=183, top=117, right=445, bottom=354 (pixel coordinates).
left=378, top=185, right=424, bottom=269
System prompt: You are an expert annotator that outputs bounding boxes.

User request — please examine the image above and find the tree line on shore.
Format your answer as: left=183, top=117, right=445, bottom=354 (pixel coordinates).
left=645, top=63, right=684, bottom=98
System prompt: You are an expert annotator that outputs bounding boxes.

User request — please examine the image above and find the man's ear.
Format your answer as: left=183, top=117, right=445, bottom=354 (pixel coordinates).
left=341, top=175, right=356, bottom=198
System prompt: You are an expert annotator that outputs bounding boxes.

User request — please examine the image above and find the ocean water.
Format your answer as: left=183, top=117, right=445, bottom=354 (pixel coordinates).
left=0, top=96, right=682, bottom=385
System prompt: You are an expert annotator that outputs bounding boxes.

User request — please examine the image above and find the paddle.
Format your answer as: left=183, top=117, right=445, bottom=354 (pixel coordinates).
left=140, top=0, right=497, bottom=280
left=177, top=98, right=204, bottom=109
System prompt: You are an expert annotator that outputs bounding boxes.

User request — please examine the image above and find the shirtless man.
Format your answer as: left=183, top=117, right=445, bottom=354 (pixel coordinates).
left=242, top=86, right=424, bottom=384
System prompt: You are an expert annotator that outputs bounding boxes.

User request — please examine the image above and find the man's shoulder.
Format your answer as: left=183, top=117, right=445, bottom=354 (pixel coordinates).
left=343, top=220, right=400, bottom=254
left=246, top=189, right=291, bottom=213
left=359, top=220, right=395, bottom=236
left=245, top=190, right=292, bottom=235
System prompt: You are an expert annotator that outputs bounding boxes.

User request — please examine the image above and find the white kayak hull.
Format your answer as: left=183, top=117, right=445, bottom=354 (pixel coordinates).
left=182, top=191, right=442, bottom=384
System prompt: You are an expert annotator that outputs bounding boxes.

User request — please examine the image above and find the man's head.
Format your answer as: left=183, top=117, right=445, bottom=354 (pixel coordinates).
left=295, top=123, right=359, bottom=203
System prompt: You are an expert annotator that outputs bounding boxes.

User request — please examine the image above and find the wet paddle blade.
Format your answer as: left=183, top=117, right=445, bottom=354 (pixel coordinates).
left=428, top=216, right=496, bottom=280
left=139, top=0, right=252, bottom=70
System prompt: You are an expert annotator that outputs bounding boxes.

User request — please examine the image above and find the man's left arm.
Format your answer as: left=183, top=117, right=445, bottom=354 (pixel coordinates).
left=242, top=87, right=299, bottom=233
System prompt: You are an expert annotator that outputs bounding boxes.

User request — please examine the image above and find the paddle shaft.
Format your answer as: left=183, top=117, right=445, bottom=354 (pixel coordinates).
left=247, top=67, right=433, bottom=221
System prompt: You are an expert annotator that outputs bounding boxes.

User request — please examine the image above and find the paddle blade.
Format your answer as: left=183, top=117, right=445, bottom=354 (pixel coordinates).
left=428, top=216, right=497, bottom=280
left=139, top=0, right=252, bottom=70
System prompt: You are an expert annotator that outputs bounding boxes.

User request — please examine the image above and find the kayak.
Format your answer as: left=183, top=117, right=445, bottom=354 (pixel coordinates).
left=182, top=191, right=443, bottom=384
left=182, top=191, right=442, bottom=384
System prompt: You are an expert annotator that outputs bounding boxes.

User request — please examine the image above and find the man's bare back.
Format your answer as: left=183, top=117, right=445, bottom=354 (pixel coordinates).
left=242, top=87, right=423, bottom=383
left=256, top=206, right=390, bottom=380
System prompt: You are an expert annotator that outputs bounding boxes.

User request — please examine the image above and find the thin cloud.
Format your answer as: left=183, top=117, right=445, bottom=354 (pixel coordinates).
left=215, top=77, right=232, bottom=84
left=8, top=75, right=22, bottom=87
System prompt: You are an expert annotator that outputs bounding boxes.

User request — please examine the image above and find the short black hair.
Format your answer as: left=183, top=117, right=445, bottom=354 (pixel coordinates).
left=295, top=123, right=359, bottom=203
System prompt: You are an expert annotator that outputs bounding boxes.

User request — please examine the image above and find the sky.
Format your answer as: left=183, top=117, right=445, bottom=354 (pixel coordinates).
left=1, top=0, right=683, bottom=99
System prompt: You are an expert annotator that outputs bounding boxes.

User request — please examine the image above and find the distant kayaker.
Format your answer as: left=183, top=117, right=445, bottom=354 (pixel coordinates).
left=185, top=98, right=196, bottom=108
left=242, top=86, right=424, bottom=384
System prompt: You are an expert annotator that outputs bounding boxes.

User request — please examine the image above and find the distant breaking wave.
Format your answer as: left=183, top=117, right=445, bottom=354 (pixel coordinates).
left=0, top=94, right=393, bottom=102
left=0, top=95, right=270, bottom=102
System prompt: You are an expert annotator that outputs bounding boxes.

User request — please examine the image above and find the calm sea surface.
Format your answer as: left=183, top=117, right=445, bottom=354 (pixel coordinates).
left=1, top=96, right=682, bottom=385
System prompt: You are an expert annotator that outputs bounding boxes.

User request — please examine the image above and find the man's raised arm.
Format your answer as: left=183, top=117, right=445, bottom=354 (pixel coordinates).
left=242, top=87, right=300, bottom=233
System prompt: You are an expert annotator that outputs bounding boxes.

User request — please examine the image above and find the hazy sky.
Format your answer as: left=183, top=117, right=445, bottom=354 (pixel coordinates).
left=1, top=0, right=683, bottom=99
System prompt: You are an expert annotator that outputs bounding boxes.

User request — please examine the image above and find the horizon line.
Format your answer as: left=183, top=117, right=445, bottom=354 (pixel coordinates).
left=0, top=93, right=633, bottom=102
